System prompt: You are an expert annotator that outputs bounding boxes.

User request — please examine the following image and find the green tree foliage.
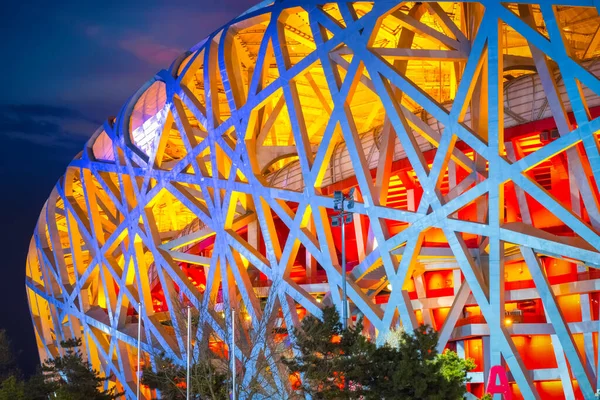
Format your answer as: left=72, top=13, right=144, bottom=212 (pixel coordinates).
left=286, top=306, right=475, bottom=400
left=0, top=329, right=47, bottom=400
left=143, top=289, right=291, bottom=399
left=0, top=373, right=53, bottom=400
left=141, top=352, right=228, bottom=400
left=0, top=330, right=19, bottom=382
left=283, top=306, right=374, bottom=399
left=0, top=375, right=25, bottom=400
left=40, top=338, right=123, bottom=400
left=0, top=331, right=120, bottom=400
left=364, top=325, right=475, bottom=400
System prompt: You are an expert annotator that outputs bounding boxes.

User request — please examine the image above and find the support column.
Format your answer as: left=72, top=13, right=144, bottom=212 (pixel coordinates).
left=247, top=220, right=258, bottom=250
left=456, top=340, right=465, bottom=359
left=414, top=275, right=433, bottom=327
left=505, top=142, right=532, bottom=224
left=482, top=335, right=491, bottom=389
left=453, top=269, right=463, bottom=296
left=578, top=266, right=596, bottom=379
left=545, top=308, right=576, bottom=399
left=305, top=218, right=317, bottom=280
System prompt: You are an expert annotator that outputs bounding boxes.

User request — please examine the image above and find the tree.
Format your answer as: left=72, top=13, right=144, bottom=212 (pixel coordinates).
left=0, top=329, right=107, bottom=400
left=142, top=284, right=292, bottom=399
left=0, top=376, right=25, bottom=400
left=142, top=351, right=228, bottom=399
left=41, top=338, right=123, bottom=400
left=0, top=330, right=19, bottom=382
left=364, top=325, right=475, bottom=400
left=0, top=329, right=50, bottom=400
left=286, top=306, right=475, bottom=399
left=283, top=306, right=374, bottom=399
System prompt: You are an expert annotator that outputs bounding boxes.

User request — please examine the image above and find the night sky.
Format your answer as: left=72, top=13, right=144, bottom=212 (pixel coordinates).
left=0, top=0, right=257, bottom=375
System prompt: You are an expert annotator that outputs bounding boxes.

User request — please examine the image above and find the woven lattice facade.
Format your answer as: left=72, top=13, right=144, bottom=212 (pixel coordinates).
left=26, top=1, right=600, bottom=398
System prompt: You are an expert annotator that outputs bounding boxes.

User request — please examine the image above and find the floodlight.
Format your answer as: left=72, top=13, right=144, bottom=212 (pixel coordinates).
left=347, top=198, right=355, bottom=210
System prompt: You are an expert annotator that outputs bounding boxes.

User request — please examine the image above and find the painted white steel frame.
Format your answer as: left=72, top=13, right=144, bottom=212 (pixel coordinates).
left=26, top=1, right=600, bottom=398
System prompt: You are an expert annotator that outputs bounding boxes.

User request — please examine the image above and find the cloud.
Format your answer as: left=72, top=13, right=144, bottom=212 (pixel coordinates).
left=84, top=24, right=102, bottom=38
left=4, top=104, right=98, bottom=123
left=82, top=23, right=184, bottom=67
left=0, top=104, right=101, bottom=148
left=117, top=34, right=184, bottom=66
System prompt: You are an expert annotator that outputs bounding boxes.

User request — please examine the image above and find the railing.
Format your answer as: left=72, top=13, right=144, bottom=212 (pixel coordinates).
left=455, top=309, right=550, bottom=328
left=455, top=315, right=486, bottom=327
left=506, top=271, right=600, bottom=291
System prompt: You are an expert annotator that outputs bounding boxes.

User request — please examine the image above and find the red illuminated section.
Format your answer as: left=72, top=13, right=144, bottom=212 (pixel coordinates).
left=146, top=110, right=600, bottom=398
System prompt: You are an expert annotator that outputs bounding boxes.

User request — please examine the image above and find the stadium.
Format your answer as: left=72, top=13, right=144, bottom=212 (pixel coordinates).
left=26, top=1, right=600, bottom=398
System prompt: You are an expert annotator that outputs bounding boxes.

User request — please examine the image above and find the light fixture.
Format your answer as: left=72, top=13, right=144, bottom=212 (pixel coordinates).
left=387, top=283, right=392, bottom=291
left=505, top=318, right=512, bottom=326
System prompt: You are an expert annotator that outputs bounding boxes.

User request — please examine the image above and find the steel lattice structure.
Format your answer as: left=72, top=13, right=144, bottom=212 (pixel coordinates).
left=26, top=1, right=600, bottom=398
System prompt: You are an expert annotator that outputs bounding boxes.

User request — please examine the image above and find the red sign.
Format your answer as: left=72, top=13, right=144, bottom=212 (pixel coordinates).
left=486, top=365, right=512, bottom=400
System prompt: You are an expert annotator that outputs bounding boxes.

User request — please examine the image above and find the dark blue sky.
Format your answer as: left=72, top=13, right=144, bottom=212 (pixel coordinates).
left=0, top=0, right=257, bottom=374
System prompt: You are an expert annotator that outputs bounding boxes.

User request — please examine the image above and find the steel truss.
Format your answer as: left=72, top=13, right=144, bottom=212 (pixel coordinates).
left=27, top=1, right=600, bottom=398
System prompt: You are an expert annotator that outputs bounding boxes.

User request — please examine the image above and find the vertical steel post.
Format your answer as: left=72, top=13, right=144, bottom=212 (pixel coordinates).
left=341, top=202, right=347, bottom=330
left=187, top=306, right=191, bottom=400
left=597, top=312, right=600, bottom=394
left=137, top=302, right=142, bottom=400
left=341, top=198, right=349, bottom=394
left=232, top=309, right=236, bottom=400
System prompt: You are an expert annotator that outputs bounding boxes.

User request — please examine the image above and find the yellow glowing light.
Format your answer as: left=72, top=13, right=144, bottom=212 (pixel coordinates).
left=28, top=1, right=600, bottom=395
